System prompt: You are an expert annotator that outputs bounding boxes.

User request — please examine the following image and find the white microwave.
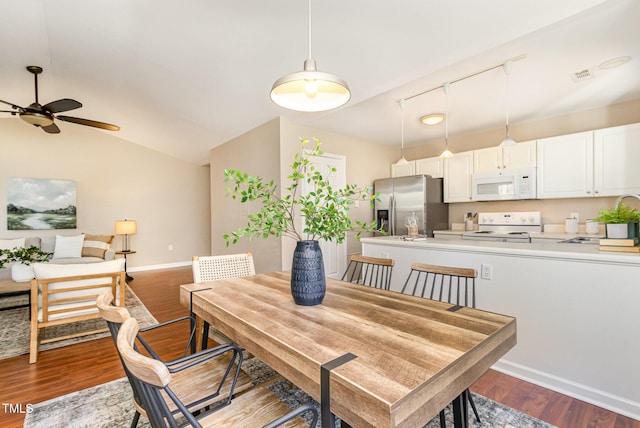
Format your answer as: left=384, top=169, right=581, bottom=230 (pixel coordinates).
left=471, top=167, right=537, bottom=201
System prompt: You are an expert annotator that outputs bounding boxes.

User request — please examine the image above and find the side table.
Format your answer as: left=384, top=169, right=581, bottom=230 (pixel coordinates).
left=116, top=250, right=136, bottom=281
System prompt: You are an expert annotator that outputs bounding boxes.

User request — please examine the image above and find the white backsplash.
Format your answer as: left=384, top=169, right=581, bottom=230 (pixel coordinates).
left=448, top=196, right=634, bottom=232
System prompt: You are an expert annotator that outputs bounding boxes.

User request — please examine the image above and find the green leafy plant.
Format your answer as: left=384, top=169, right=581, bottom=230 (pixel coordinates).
left=223, top=138, right=382, bottom=246
left=0, top=246, right=52, bottom=269
left=594, top=202, right=640, bottom=224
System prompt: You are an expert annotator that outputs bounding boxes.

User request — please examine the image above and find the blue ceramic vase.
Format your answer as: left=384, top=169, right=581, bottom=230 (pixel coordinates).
left=290, top=240, right=326, bottom=306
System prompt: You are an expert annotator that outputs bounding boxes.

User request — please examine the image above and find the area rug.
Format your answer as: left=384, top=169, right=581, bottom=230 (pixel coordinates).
left=24, top=358, right=556, bottom=428
left=0, top=286, right=157, bottom=360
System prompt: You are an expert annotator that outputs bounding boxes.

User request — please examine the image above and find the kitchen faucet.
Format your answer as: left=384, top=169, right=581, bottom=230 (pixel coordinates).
left=614, top=194, right=640, bottom=210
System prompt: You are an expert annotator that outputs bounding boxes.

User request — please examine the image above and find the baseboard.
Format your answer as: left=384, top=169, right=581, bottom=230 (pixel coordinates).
left=127, top=260, right=192, bottom=273
left=492, top=359, right=640, bottom=421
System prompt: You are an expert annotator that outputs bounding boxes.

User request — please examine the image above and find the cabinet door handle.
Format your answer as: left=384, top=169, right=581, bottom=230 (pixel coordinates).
left=586, top=190, right=591, bottom=194
left=594, top=190, right=599, bottom=194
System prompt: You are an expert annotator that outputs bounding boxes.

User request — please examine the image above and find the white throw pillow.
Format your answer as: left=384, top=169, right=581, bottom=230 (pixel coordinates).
left=0, top=238, right=25, bottom=250
left=53, top=235, right=85, bottom=259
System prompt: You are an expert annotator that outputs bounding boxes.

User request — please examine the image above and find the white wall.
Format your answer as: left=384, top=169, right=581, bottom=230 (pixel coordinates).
left=209, top=117, right=397, bottom=273
left=0, top=118, right=211, bottom=270
left=209, top=118, right=283, bottom=274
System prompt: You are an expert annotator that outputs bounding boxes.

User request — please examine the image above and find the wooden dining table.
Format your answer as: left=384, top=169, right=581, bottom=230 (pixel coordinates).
left=180, top=271, right=516, bottom=428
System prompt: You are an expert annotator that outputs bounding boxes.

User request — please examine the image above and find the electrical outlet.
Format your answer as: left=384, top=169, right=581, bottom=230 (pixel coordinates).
left=382, top=252, right=390, bottom=259
left=168, top=244, right=174, bottom=251
left=481, top=263, right=492, bottom=280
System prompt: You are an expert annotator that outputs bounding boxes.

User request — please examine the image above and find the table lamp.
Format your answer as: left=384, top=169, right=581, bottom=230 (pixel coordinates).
left=115, top=219, right=137, bottom=252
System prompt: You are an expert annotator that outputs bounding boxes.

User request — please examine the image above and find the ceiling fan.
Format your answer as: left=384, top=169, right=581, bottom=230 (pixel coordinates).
left=0, top=65, right=120, bottom=134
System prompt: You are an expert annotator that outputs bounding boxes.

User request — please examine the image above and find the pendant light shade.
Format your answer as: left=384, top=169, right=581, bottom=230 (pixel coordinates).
left=499, top=60, right=516, bottom=147
left=270, top=0, right=350, bottom=112
left=440, top=82, right=454, bottom=158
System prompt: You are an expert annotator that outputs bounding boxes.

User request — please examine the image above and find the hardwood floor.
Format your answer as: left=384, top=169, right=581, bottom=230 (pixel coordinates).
left=1, top=266, right=637, bottom=428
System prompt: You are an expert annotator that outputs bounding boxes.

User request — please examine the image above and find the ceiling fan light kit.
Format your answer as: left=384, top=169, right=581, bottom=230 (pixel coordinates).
left=0, top=65, right=120, bottom=134
left=270, top=0, right=350, bottom=112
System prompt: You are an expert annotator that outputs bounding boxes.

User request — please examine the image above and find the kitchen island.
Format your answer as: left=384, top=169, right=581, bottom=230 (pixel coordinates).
left=360, top=236, right=640, bottom=421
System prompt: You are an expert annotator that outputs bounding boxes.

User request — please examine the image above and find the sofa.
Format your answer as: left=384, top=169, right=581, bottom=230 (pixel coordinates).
left=0, top=234, right=116, bottom=310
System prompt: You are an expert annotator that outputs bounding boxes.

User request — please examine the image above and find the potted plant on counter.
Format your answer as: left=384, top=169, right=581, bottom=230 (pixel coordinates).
left=0, top=246, right=52, bottom=282
left=223, top=138, right=382, bottom=306
left=594, top=202, right=640, bottom=239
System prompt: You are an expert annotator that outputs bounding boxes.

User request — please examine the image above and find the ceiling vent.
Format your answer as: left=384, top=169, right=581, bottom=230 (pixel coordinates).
left=571, top=68, right=596, bottom=83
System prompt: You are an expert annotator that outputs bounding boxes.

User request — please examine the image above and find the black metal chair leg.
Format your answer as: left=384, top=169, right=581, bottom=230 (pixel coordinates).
left=130, top=410, right=141, bottom=428
left=439, top=409, right=447, bottom=428
left=466, top=388, right=481, bottom=423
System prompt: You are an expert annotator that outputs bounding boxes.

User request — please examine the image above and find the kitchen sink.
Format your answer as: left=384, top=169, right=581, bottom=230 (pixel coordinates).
left=557, top=236, right=599, bottom=244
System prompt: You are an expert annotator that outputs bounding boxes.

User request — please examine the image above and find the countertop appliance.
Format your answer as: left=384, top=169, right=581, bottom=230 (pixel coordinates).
left=374, top=175, right=448, bottom=237
left=471, top=167, right=537, bottom=201
left=462, top=211, right=542, bottom=243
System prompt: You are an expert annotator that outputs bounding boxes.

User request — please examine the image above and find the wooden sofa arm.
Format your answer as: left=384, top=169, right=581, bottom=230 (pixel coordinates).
left=29, top=270, right=125, bottom=363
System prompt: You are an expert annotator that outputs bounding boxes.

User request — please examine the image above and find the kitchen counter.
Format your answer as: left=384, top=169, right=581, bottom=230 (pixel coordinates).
left=360, top=235, right=640, bottom=420
left=364, top=235, right=636, bottom=265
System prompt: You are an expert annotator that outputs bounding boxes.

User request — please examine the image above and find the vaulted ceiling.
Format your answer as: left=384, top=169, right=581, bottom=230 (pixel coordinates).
left=1, top=0, right=638, bottom=165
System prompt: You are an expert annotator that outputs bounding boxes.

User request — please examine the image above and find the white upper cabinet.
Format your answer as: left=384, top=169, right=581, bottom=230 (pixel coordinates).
left=473, top=140, right=537, bottom=173
left=443, top=151, right=473, bottom=203
left=536, top=131, right=594, bottom=198
left=593, top=123, right=640, bottom=196
left=415, top=157, right=443, bottom=178
left=391, top=160, right=415, bottom=177
left=537, top=124, right=640, bottom=199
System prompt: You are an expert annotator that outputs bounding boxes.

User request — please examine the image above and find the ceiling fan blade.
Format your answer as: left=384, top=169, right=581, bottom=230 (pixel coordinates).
left=56, top=115, right=120, bottom=131
left=42, top=98, right=82, bottom=113
left=0, top=110, right=18, bottom=114
left=41, top=122, right=61, bottom=134
left=0, top=99, right=24, bottom=110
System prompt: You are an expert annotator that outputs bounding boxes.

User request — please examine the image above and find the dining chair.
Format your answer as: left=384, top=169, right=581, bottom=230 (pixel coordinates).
left=401, top=262, right=481, bottom=427
left=340, top=254, right=394, bottom=290
left=192, top=253, right=255, bottom=348
left=96, top=290, right=253, bottom=428
left=117, top=317, right=318, bottom=428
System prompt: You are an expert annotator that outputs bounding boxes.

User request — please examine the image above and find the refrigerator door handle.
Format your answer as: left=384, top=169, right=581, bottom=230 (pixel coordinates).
left=389, top=195, right=395, bottom=235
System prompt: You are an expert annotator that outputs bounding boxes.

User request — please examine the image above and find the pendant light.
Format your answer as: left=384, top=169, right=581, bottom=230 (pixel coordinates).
left=440, top=83, right=454, bottom=158
left=395, top=99, right=409, bottom=165
left=499, top=60, right=516, bottom=147
left=270, top=0, right=351, bottom=112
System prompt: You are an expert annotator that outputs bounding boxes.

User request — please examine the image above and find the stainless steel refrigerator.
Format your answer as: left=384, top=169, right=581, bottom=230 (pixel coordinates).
left=373, top=175, right=448, bottom=237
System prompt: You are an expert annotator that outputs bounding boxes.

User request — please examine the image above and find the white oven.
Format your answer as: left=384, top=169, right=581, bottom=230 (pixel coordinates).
left=471, top=167, right=536, bottom=201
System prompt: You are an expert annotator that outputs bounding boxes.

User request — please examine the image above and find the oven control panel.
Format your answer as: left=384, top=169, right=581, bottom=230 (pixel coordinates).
left=478, top=211, right=541, bottom=226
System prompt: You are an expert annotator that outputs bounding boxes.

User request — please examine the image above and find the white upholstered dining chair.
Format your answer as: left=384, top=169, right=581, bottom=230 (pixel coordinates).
left=191, top=253, right=255, bottom=347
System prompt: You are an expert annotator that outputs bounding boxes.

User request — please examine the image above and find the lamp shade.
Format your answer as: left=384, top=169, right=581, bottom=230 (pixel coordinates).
left=270, top=59, right=351, bottom=112
left=115, top=219, right=137, bottom=235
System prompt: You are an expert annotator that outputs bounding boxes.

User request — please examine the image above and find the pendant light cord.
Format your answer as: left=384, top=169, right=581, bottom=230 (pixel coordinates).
left=443, top=83, right=450, bottom=148
left=504, top=60, right=511, bottom=136
left=308, top=0, right=312, bottom=59
left=399, top=99, right=405, bottom=158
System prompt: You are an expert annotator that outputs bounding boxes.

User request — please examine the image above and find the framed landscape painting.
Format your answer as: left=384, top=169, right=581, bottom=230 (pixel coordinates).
left=6, top=178, right=77, bottom=230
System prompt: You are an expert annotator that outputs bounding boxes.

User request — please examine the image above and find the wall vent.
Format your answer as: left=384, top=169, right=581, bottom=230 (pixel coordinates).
left=571, top=68, right=596, bottom=83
